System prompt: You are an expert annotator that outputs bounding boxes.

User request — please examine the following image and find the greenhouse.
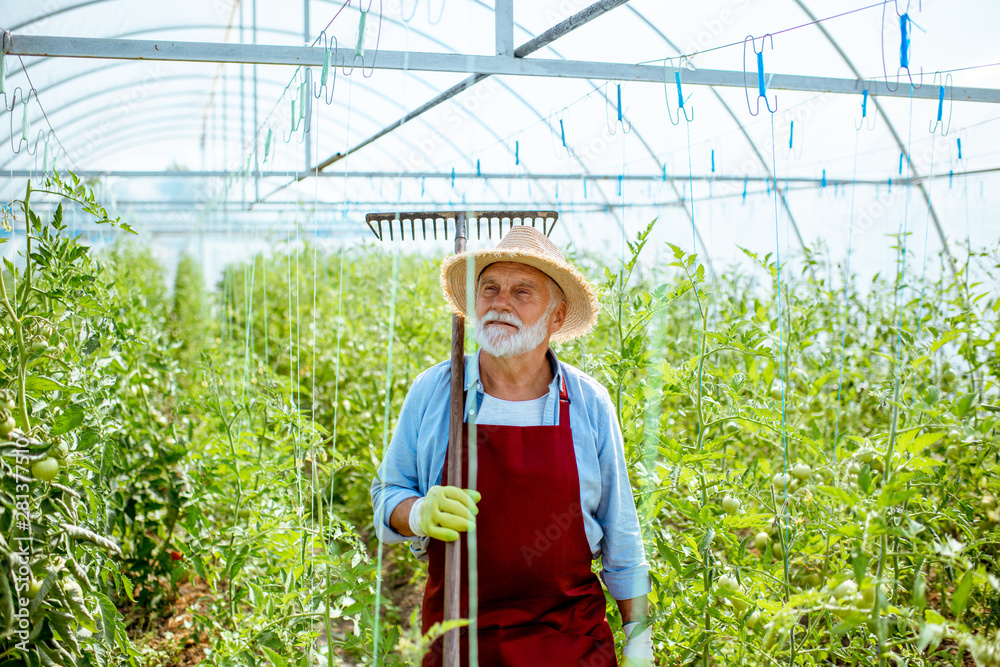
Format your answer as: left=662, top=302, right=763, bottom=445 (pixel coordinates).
left=1, top=0, right=999, bottom=665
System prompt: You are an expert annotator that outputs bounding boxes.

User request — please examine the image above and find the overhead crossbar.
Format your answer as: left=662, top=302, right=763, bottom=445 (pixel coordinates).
left=5, top=34, right=999, bottom=103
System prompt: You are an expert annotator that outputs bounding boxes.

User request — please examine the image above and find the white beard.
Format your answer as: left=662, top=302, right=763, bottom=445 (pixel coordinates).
left=475, top=309, right=551, bottom=359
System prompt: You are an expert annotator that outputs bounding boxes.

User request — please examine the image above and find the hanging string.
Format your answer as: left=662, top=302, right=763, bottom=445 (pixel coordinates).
left=372, top=250, right=400, bottom=664
left=832, top=95, right=868, bottom=461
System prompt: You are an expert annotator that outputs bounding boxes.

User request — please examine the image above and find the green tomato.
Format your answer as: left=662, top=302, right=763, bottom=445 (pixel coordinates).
left=721, top=496, right=741, bottom=515
left=856, top=448, right=876, bottom=463
left=981, top=494, right=997, bottom=510
left=52, top=440, right=70, bottom=461
left=0, top=413, right=14, bottom=437
left=771, top=473, right=791, bottom=489
left=754, top=532, right=770, bottom=552
left=27, top=579, right=42, bottom=599
left=860, top=583, right=886, bottom=606
left=791, top=463, right=813, bottom=481
left=31, top=457, right=59, bottom=482
left=772, top=541, right=784, bottom=559
left=0, top=389, right=14, bottom=411
left=731, top=596, right=749, bottom=613
left=802, top=573, right=821, bottom=588
left=946, top=445, right=962, bottom=462
left=746, top=611, right=762, bottom=631
left=716, top=575, right=739, bottom=594
left=832, top=579, right=858, bottom=601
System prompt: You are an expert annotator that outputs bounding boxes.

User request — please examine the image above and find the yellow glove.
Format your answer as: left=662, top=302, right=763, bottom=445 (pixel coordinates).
left=410, top=485, right=481, bottom=541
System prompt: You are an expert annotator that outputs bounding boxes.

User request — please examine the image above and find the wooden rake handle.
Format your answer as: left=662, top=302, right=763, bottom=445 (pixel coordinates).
left=443, top=212, right=467, bottom=667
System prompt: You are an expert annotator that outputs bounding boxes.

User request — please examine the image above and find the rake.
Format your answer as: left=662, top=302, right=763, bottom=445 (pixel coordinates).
left=366, top=209, right=558, bottom=666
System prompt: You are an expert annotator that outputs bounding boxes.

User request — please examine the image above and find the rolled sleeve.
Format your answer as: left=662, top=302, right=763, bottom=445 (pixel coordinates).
left=592, top=384, right=652, bottom=600
left=370, top=376, right=426, bottom=545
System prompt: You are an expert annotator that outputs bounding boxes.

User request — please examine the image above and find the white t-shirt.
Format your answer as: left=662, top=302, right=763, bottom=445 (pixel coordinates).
left=474, top=392, right=547, bottom=426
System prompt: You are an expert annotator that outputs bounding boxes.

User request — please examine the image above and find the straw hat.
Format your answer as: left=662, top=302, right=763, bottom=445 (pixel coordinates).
left=439, top=225, right=599, bottom=342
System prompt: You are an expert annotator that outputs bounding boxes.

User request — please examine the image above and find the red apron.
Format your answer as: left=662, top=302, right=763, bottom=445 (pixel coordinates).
left=421, top=382, right=617, bottom=667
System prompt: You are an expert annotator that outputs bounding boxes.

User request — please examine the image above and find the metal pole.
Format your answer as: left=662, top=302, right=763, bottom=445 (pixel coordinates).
left=303, top=0, right=311, bottom=174
left=444, top=211, right=468, bottom=667
left=495, top=0, right=514, bottom=57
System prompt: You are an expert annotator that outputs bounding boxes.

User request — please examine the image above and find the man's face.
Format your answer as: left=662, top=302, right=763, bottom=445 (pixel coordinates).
left=474, top=262, right=566, bottom=359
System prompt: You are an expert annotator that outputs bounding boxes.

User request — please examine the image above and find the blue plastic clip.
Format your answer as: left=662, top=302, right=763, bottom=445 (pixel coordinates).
left=744, top=34, right=777, bottom=116
left=663, top=164, right=667, bottom=181
left=583, top=178, right=588, bottom=198
left=957, top=137, right=962, bottom=160
left=313, top=31, right=338, bottom=104
left=711, top=149, right=715, bottom=173
left=949, top=170, right=953, bottom=188
left=783, top=120, right=803, bottom=159
left=928, top=72, right=953, bottom=135
left=821, top=169, right=827, bottom=188
left=664, top=58, right=694, bottom=124
left=451, top=167, right=455, bottom=188
left=608, top=82, right=631, bottom=134
left=855, top=84, right=878, bottom=131
left=514, top=140, right=519, bottom=166
left=476, top=159, right=481, bottom=177
left=888, top=177, right=893, bottom=193
left=900, top=13, right=910, bottom=69
left=618, top=174, right=623, bottom=197
left=742, top=177, right=748, bottom=202
left=899, top=153, right=904, bottom=175
left=883, top=6, right=924, bottom=92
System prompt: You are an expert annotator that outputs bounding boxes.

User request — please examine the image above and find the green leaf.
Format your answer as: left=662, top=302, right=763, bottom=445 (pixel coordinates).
left=51, top=404, right=85, bottom=436
left=698, top=526, right=715, bottom=557
left=952, top=392, right=977, bottom=418
left=950, top=569, right=974, bottom=617
left=95, top=591, right=126, bottom=648
left=261, top=647, right=289, bottom=667
left=24, top=375, right=66, bottom=392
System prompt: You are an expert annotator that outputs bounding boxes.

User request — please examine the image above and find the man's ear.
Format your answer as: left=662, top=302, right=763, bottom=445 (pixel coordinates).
left=549, top=301, right=567, bottom=334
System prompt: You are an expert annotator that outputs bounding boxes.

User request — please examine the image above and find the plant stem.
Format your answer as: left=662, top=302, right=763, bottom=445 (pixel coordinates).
left=0, top=253, right=30, bottom=432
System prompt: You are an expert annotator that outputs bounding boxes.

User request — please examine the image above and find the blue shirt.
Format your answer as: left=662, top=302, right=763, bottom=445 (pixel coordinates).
left=370, top=349, right=651, bottom=601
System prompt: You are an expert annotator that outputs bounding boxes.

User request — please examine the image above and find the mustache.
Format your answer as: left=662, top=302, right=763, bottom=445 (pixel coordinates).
left=480, top=311, right=522, bottom=328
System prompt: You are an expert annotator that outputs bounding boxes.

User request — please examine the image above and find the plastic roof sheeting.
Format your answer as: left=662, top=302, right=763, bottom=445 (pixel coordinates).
left=2, top=0, right=999, bottom=278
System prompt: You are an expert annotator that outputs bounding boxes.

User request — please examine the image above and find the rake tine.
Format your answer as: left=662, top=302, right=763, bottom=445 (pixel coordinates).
left=422, top=219, right=427, bottom=241
left=433, top=218, right=438, bottom=241
left=410, top=218, right=416, bottom=240
left=444, top=217, right=449, bottom=241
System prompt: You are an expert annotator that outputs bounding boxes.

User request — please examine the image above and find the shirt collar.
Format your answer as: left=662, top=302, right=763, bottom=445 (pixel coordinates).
left=465, top=348, right=562, bottom=392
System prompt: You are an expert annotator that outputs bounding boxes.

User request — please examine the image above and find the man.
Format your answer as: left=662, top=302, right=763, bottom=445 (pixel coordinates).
left=371, top=226, right=653, bottom=666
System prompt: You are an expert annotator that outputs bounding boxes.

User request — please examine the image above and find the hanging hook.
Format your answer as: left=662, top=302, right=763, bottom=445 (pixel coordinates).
left=282, top=74, right=309, bottom=142
left=428, top=0, right=447, bottom=25
left=854, top=82, right=878, bottom=131
left=313, top=31, right=338, bottom=104
left=928, top=71, right=953, bottom=136
left=343, top=1, right=383, bottom=79
left=663, top=57, right=694, bottom=125
left=606, top=82, right=631, bottom=135
left=744, top=34, right=777, bottom=116
left=6, top=88, right=36, bottom=154
left=881, top=5, right=925, bottom=93
left=554, top=112, right=575, bottom=159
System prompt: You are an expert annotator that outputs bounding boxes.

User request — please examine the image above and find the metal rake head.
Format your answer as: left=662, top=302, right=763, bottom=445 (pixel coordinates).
left=365, top=210, right=558, bottom=242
